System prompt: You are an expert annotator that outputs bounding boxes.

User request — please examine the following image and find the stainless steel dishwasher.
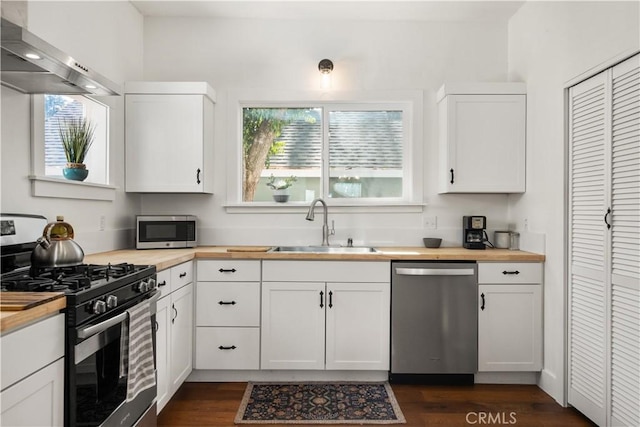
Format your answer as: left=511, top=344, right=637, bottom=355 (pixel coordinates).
left=390, top=261, right=477, bottom=384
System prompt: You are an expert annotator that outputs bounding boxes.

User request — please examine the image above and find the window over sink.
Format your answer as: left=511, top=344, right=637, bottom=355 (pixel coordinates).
left=228, top=89, right=423, bottom=212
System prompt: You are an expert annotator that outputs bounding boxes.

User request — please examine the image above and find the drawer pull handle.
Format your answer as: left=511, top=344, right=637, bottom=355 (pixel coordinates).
left=502, top=270, right=520, bottom=275
left=218, top=300, right=237, bottom=305
left=158, top=280, right=167, bottom=287
left=179, top=272, right=187, bottom=278
left=218, top=345, right=236, bottom=350
left=320, top=290, right=324, bottom=308
left=218, top=268, right=237, bottom=273
left=481, top=293, right=486, bottom=311
left=328, top=291, right=333, bottom=308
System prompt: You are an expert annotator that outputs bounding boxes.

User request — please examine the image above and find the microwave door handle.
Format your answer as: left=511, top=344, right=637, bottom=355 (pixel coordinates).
left=77, top=312, right=128, bottom=339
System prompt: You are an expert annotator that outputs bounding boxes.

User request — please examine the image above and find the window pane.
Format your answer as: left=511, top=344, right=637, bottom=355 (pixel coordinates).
left=43, top=94, right=108, bottom=184
left=44, top=95, right=82, bottom=176
left=243, top=107, right=322, bottom=202
left=328, top=110, right=403, bottom=199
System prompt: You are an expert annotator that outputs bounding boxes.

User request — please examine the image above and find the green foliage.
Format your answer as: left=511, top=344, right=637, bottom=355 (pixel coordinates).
left=266, top=174, right=297, bottom=190
left=242, top=108, right=316, bottom=167
left=58, top=117, right=96, bottom=164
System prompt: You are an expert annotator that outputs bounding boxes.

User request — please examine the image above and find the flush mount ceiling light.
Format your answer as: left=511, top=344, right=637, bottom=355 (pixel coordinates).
left=25, top=53, right=41, bottom=60
left=318, top=59, right=334, bottom=90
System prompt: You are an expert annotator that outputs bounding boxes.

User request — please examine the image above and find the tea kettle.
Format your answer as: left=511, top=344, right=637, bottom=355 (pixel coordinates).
left=31, top=216, right=84, bottom=268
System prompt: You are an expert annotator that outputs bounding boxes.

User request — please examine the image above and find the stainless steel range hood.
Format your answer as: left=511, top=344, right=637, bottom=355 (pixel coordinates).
left=1, top=18, right=120, bottom=96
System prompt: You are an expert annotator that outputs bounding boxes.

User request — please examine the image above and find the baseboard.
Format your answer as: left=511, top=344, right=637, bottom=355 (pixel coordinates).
left=474, top=372, right=539, bottom=384
left=187, top=370, right=389, bottom=383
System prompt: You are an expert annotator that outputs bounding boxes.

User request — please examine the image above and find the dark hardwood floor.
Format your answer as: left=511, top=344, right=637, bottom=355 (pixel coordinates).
left=158, top=382, right=596, bottom=426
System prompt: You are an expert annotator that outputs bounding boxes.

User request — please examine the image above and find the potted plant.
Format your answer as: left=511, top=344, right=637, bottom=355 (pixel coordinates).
left=58, top=117, right=96, bottom=181
left=266, top=175, right=297, bottom=202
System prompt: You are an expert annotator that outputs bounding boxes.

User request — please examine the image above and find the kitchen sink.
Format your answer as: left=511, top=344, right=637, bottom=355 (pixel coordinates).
left=268, top=246, right=379, bottom=254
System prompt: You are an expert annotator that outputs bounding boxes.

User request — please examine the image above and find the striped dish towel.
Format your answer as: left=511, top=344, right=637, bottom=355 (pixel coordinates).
left=120, top=300, right=156, bottom=402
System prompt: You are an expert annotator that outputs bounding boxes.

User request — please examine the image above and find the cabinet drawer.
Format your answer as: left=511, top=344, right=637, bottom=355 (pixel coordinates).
left=196, top=282, right=260, bottom=326
left=1, top=314, right=65, bottom=391
left=478, top=262, right=542, bottom=284
left=195, top=327, right=260, bottom=370
left=156, top=269, right=171, bottom=299
left=171, top=261, right=193, bottom=292
left=197, top=260, right=261, bottom=282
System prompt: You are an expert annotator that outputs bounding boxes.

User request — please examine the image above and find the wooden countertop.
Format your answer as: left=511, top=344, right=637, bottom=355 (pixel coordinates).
left=0, top=293, right=66, bottom=334
left=85, top=246, right=545, bottom=271
left=1, top=246, right=543, bottom=333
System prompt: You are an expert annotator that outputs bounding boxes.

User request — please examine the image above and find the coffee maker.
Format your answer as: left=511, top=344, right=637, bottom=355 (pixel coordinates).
left=463, top=216, right=486, bottom=250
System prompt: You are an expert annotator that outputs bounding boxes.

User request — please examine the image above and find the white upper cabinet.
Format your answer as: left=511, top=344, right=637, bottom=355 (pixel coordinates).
left=437, top=83, right=526, bottom=193
left=124, top=82, right=215, bottom=193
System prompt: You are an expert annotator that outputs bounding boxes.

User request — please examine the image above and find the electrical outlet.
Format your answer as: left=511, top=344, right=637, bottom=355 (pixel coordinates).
left=425, top=215, right=438, bottom=230
left=524, top=218, right=529, bottom=231
left=99, top=215, right=106, bottom=231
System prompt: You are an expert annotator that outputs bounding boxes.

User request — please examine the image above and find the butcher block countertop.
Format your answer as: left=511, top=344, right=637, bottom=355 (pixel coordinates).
left=84, top=246, right=545, bottom=271
left=0, top=292, right=66, bottom=334
left=1, top=246, right=543, bottom=333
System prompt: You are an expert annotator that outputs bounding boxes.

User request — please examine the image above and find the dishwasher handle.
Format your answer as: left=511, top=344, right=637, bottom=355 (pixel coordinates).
left=395, top=267, right=475, bottom=276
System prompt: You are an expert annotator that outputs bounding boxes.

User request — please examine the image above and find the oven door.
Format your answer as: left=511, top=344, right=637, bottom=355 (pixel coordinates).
left=68, top=292, right=159, bottom=427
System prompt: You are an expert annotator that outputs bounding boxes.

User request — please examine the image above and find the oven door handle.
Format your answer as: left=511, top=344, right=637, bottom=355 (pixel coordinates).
left=77, top=311, right=128, bottom=339
left=77, top=291, right=160, bottom=339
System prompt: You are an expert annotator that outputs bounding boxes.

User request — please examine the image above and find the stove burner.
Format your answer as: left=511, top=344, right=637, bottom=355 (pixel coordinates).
left=2, top=262, right=147, bottom=293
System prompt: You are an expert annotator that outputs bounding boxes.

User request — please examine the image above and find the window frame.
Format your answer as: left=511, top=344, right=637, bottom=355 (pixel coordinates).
left=29, top=94, right=116, bottom=201
left=226, top=89, right=424, bottom=213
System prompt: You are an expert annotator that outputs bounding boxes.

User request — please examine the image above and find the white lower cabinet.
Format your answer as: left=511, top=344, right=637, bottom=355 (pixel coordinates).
left=195, top=260, right=261, bottom=370
left=0, top=313, right=65, bottom=427
left=261, top=261, right=390, bottom=371
left=0, top=359, right=64, bottom=427
left=155, top=262, right=194, bottom=413
left=477, top=262, right=543, bottom=372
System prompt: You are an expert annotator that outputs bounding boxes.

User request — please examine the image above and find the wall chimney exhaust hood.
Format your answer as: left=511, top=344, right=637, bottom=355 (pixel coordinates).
left=1, top=18, right=120, bottom=96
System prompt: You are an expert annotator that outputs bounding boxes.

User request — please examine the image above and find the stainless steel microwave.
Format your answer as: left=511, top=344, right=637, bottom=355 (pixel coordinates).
left=136, top=215, right=197, bottom=249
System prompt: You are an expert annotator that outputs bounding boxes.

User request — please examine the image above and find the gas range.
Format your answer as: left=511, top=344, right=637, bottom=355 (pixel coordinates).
left=1, top=213, right=159, bottom=427
left=1, top=262, right=157, bottom=326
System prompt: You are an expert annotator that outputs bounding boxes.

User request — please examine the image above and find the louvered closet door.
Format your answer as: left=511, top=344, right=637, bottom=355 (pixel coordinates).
left=568, top=70, right=611, bottom=427
left=610, top=54, right=640, bottom=427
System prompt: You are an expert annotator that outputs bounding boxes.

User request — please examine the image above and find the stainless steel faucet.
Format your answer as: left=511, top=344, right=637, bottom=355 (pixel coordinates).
left=305, top=198, right=334, bottom=246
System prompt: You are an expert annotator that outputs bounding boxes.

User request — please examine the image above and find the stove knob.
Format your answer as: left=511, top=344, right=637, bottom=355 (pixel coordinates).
left=137, top=281, right=149, bottom=293
left=148, top=278, right=157, bottom=290
left=106, top=295, right=118, bottom=309
left=92, top=300, right=106, bottom=315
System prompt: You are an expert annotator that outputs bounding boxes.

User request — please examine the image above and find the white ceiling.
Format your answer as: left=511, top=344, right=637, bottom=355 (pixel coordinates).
left=130, top=1, right=526, bottom=23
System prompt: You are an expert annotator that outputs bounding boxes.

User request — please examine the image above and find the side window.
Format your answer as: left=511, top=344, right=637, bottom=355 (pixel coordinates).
left=43, top=94, right=109, bottom=184
left=241, top=104, right=408, bottom=203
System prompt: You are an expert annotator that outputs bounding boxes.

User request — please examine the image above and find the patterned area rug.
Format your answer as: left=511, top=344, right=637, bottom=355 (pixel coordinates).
left=234, top=382, right=406, bottom=424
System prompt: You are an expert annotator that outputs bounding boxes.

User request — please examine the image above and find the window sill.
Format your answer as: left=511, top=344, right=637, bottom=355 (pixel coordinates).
left=224, top=201, right=424, bottom=214
left=29, top=176, right=117, bottom=201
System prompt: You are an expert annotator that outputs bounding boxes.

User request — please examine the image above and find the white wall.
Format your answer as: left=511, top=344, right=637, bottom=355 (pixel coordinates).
left=141, top=16, right=515, bottom=247
left=0, top=1, right=144, bottom=254
left=507, top=1, right=639, bottom=405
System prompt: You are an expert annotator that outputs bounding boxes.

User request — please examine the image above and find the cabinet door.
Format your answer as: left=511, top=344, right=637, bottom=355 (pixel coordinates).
left=170, top=283, right=193, bottom=392
left=439, top=94, right=525, bottom=193
left=155, top=295, right=171, bottom=413
left=478, top=284, right=542, bottom=371
left=1, top=358, right=64, bottom=427
left=325, top=283, right=390, bottom=370
left=125, top=94, right=204, bottom=192
left=261, top=282, right=325, bottom=370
